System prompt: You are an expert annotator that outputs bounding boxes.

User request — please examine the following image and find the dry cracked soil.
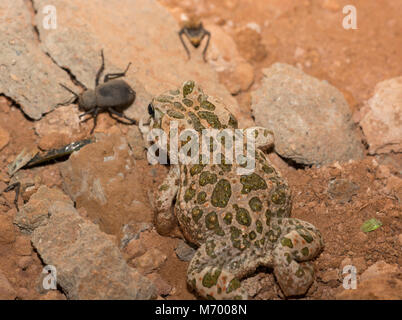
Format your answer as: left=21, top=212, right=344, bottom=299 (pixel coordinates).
left=0, top=0, right=401, bottom=300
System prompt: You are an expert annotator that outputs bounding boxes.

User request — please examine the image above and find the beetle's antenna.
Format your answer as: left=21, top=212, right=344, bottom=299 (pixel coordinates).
left=59, top=83, right=79, bottom=98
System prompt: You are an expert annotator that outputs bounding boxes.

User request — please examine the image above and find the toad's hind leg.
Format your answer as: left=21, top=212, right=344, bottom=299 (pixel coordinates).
left=272, top=218, right=324, bottom=297
left=188, top=239, right=262, bottom=300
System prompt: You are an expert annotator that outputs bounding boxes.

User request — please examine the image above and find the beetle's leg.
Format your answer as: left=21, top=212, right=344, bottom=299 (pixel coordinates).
left=90, top=108, right=100, bottom=134
left=2, top=182, right=21, bottom=211
left=79, top=109, right=96, bottom=119
left=103, top=62, right=132, bottom=83
left=78, top=108, right=99, bottom=134
left=179, top=28, right=191, bottom=60
left=95, top=50, right=105, bottom=87
left=201, top=30, right=211, bottom=62
left=108, top=108, right=137, bottom=125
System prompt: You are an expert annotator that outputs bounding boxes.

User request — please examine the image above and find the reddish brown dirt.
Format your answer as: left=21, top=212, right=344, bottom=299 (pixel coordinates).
left=0, top=0, right=401, bottom=300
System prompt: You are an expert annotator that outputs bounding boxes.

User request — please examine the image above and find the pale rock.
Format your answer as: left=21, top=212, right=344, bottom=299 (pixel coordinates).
left=360, top=77, right=402, bottom=154
left=60, top=133, right=154, bottom=236
left=31, top=200, right=156, bottom=299
left=252, top=63, right=364, bottom=165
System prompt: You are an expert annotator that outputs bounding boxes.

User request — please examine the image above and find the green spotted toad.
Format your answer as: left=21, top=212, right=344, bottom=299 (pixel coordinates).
left=141, top=80, right=324, bottom=299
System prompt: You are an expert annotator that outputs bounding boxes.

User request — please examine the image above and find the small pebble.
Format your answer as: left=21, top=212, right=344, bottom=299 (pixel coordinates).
left=175, top=240, right=196, bottom=262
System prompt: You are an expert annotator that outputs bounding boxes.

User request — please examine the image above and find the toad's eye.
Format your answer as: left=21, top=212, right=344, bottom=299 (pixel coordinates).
left=148, top=103, right=155, bottom=117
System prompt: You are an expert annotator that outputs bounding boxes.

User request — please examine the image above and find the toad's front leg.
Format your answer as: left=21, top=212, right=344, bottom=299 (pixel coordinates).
left=151, top=165, right=180, bottom=235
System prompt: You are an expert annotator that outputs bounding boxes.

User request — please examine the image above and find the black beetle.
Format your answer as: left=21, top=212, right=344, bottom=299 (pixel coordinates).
left=60, top=50, right=136, bottom=133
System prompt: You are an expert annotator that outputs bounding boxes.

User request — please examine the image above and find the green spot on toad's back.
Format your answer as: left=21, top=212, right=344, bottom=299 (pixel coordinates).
left=206, top=240, right=216, bottom=258
left=198, top=111, right=222, bottom=129
left=198, top=93, right=207, bottom=103
left=197, top=191, right=207, bottom=204
left=202, top=269, right=221, bottom=288
left=199, top=171, right=217, bottom=186
left=265, top=210, right=272, bottom=226
left=184, top=187, right=196, bottom=202
left=262, top=165, right=275, bottom=174
left=249, top=197, right=262, bottom=212
left=169, top=89, right=180, bottom=95
left=228, top=114, right=238, bottom=129
left=230, top=226, right=241, bottom=240
left=182, top=98, right=194, bottom=107
left=173, top=102, right=186, bottom=111
left=297, top=229, right=314, bottom=243
left=205, top=212, right=219, bottom=230
left=234, top=205, right=251, bottom=227
left=240, top=173, right=267, bottom=194
left=200, top=100, right=216, bottom=111
left=190, top=164, right=205, bottom=176
left=183, top=80, right=195, bottom=97
left=224, top=212, right=233, bottom=225
left=211, top=179, right=231, bottom=208
left=361, top=218, right=382, bottom=233
left=249, top=231, right=257, bottom=240
left=159, top=184, right=169, bottom=191
left=256, top=220, right=263, bottom=233
left=301, top=247, right=309, bottom=256
left=281, top=237, right=293, bottom=248
left=227, top=278, right=241, bottom=293
left=167, top=109, right=185, bottom=119
left=271, top=187, right=287, bottom=205
left=191, top=207, right=203, bottom=223
left=156, top=95, right=174, bottom=103
left=188, top=111, right=205, bottom=132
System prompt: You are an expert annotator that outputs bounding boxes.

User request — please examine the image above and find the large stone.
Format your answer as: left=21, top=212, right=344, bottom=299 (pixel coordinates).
left=14, top=185, right=73, bottom=234
left=59, top=132, right=153, bottom=236
left=31, top=200, right=156, bottom=299
left=252, top=63, right=364, bottom=165
left=360, top=77, right=402, bottom=154
left=32, top=0, right=241, bottom=124
left=0, top=0, right=75, bottom=119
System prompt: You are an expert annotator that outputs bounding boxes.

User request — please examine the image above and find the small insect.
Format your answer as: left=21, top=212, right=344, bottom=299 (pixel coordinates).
left=60, top=50, right=136, bottom=133
left=1, top=182, right=23, bottom=211
left=178, top=18, right=211, bottom=62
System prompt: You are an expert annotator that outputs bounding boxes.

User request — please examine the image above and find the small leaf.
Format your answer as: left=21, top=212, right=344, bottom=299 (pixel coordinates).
left=361, top=218, right=382, bottom=233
